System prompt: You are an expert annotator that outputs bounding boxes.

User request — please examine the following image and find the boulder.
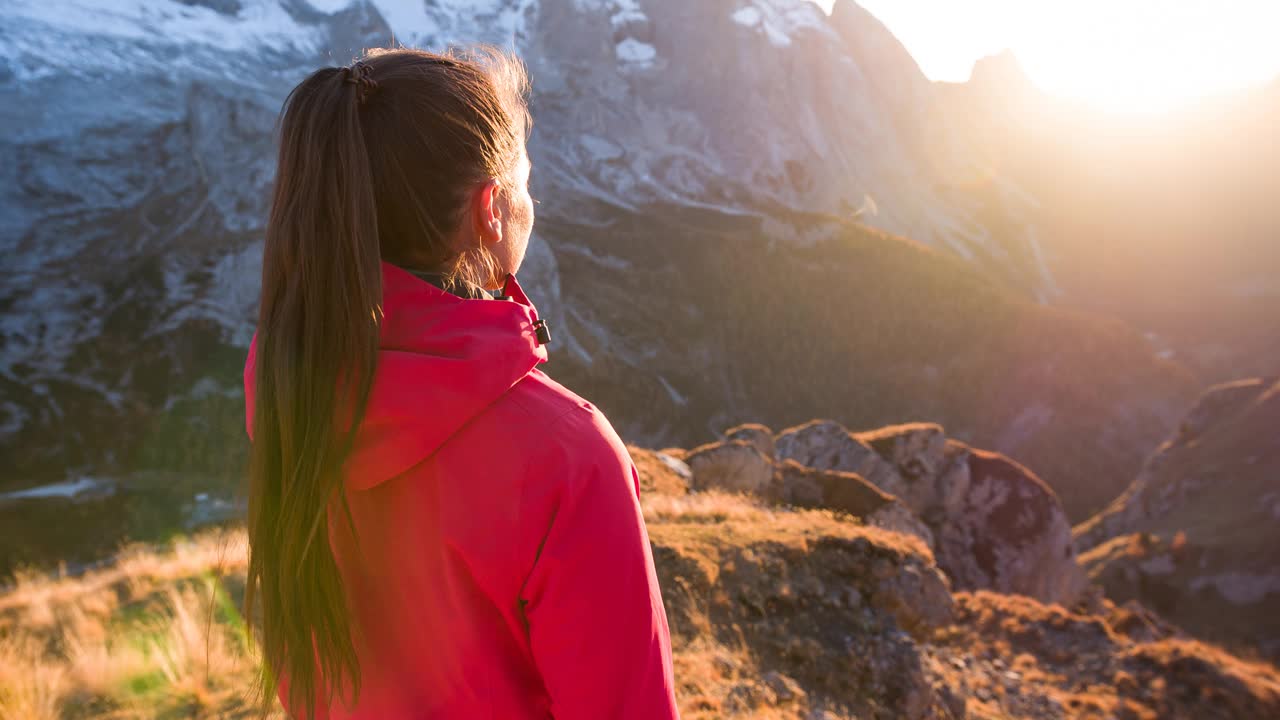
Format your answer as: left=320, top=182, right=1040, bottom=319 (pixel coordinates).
left=684, top=440, right=774, bottom=494
left=777, top=418, right=1085, bottom=605
left=933, top=447, right=1086, bottom=604
left=724, top=422, right=775, bottom=459
left=772, top=459, right=935, bottom=548
left=855, top=423, right=949, bottom=507
left=774, top=420, right=902, bottom=490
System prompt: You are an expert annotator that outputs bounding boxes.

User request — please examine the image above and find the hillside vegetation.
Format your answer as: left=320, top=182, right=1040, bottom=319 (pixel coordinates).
left=546, top=201, right=1195, bottom=520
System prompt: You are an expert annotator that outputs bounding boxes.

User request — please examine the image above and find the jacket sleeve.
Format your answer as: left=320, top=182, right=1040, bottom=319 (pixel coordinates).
left=519, top=405, right=680, bottom=720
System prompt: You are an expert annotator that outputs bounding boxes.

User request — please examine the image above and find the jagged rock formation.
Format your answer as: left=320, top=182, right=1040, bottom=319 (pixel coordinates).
left=690, top=424, right=935, bottom=547
left=1075, top=377, right=1280, bottom=661
left=768, top=419, right=1086, bottom=605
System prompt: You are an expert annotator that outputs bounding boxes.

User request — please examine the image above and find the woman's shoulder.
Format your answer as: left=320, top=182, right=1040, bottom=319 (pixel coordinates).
left=501, top=368, right=630, bottom=464
left=503, top=368, right=597, bottom=426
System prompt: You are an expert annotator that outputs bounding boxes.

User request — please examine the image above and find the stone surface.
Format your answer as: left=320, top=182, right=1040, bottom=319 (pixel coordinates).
left=776, top=419, right=1085, bottom=605
left=775, top=420, right=903, bottom=491
left=685, top=439, right=774, bottom=495
left=936, top=447, right=1085, bottom=605
left=724, top=422, right=775, bottom=459
left=771, top=459, right=934, bottom=548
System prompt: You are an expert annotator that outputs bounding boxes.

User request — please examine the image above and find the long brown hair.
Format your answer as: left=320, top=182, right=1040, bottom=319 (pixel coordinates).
left=246, top=47, right=530, bottom=719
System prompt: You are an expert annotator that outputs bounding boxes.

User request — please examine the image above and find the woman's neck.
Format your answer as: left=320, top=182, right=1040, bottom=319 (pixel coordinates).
left=402, top=266, right=496, bottom=300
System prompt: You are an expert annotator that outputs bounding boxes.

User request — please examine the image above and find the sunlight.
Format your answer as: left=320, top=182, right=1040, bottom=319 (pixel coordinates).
left=836, top=0, right=1280, bottom=113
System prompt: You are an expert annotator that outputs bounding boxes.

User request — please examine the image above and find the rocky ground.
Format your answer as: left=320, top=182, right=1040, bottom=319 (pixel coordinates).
left=641, top=443, right=1280, bottom=719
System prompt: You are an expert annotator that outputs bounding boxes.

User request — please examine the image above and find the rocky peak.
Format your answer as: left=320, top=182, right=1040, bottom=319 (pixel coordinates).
left=967, top=49, right=1034, bottom=94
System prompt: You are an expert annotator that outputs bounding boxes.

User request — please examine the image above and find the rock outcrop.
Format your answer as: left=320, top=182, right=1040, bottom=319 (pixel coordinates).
left=770, top=459, right=935, bottom=549
left=936, top=445, right=1085, bottom=606
left=688, top=424, right=936, bottom=548
left=685, top=440, right=774, bottom=495
left=724, top=422, right=776, bottom=459
left=1075, top=377, right=1280, bottom=661
left=771, top=420, right=1085, bottom=605
left=775, top=419, right=903, bottom=491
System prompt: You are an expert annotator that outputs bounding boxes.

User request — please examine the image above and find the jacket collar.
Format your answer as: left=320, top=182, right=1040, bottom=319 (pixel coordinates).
left=244, top=262, right=549, bottom=490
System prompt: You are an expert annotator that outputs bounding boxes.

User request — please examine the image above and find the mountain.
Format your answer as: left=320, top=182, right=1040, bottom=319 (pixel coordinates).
left=1074, top=377, right=1280, bottom=662
left=0, top=0, right=1192, bottom=525
left=940, top=52, right=1280, bottom=385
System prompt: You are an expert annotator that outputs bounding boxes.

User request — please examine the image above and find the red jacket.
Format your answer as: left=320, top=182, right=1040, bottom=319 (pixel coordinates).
left=244, top=262, right=679, bottom=719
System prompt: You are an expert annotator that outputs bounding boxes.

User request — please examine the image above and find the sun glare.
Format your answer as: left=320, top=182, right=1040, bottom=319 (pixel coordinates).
left=824, top=0, right=1280, bottom=113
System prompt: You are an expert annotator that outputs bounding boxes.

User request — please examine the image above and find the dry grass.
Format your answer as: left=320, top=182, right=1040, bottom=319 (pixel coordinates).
left=0, top=635, right=65, bottom=720
left=0, top=531, right=272, bottom=720
left=643, top=488, right=931, bottom=559
left=642, top=488, right=778, bottom=525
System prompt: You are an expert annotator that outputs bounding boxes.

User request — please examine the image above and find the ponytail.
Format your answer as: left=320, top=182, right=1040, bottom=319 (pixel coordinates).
left=245, top=46, right=531, bottom=718
left=246, top=66, right=381, bottom=718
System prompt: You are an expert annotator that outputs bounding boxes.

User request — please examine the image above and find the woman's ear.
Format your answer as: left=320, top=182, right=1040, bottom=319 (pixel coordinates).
left=472, top=179, right=504, bottom=247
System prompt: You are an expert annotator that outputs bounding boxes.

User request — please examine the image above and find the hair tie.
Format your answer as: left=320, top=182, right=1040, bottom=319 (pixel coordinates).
left=341, top=61, right=379, bottom=106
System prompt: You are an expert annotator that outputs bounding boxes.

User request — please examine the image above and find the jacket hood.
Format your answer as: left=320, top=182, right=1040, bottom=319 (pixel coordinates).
left=244, top=261, right=549, bottom=490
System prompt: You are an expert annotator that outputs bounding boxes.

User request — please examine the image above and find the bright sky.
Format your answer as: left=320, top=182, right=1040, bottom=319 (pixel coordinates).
left=811, top=0, right=1280, bottom=112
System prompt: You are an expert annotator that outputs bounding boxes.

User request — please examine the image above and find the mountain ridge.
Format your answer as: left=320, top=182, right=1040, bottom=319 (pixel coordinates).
left=0, top=0, right=1195, bottom=530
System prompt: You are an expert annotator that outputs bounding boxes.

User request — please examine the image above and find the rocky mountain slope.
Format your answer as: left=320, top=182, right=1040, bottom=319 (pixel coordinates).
left=1, top=0, right=1193, bottom=522
left=4, top=444, right=1279, bottom=720
left=1074, top=377, right=1280, bottom=662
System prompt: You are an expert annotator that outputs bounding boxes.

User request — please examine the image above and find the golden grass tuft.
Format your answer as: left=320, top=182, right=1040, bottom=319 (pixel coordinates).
left=642, top=489, right=777, bottom=525
left=0, top=634, right=66, bottom=720
left=0, top=530, right=267, bottom=720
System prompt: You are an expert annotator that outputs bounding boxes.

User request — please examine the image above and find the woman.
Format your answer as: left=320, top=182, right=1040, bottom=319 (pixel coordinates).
left=242, top=47, right=679, bottom=719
